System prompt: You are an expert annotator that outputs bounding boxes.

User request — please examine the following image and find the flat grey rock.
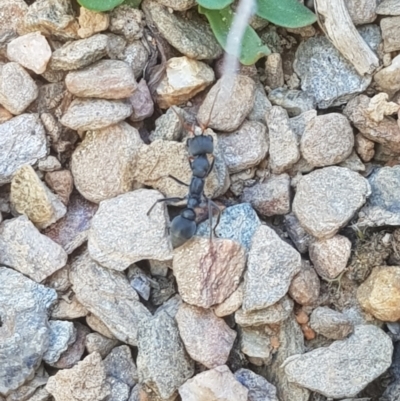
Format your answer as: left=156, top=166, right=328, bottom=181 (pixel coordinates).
left=242, top=225, right=301, bottom=312
left=0, top=267, right=57, bottom=395
left=196, top=203, right=260, bottom=252
left=268, top=88, right=316, bottom=117
left=70, top=250, right=151, bottom=346
left=294, top=36, right=371, bottom=109
left=234, top=369, right=278, bottom=401
left=0, top=114, right=47, bottom=184
left=283, top=325, right=393, bottom=399
left=137, top=311, right=194, bottom=399
left=43, top=320, right=76, bottom=364
left=358, top=166, right=400, bottom=227
left=104, top=345, right=138, bottom=388
left=293, top=167, right=370, bottom=239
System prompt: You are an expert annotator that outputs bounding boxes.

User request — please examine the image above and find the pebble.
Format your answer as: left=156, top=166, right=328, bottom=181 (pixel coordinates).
left=142, top=0, right=222, bottom=60
left=109, top=6, right=143, bottom=41
left=85, top=333, right=119, bottom=358
left=294, top=36, right=371, bottom=109
left=46, top=352, right=110, bottom=401
left=357, top=266, right=400, bottom=321
left=293, top=167, right=370, bottom=239
left=0, top=105, right=13, bottom=123
left=248, top=82, right=272, bottom=123
left=88, top=189, right=172, bottom=270
left=149, top=259, right=171, bottom=277
left=104, top=345, right=138, bottom=388
left=71, top=122, right=142, bottom=203
left=44, top=170, right=73, bottom=205
left=289, top=109, right=317, bottom=140
left=288, top=261, right=320, bottom=306
left=374, top=54, right=400, bottom=95
left=309, top=235, right=352, bottom=279
left=173, top=237, right=246, bottom=308
left=156, top=56, right=214, bottom=109
left=377, top=0, right=400, bottom=15
left=301, top=113, right=354, bottom=167
left=134, top=135, right=228, bottom=200
left=0, top=0, right=27, bottom=40
left=197, top=75, right=256, bottom=132
left=268, top=88, right=316, bottom=117
left=339, top=150, right=366, bottom=173
left=155, top=294, right=182, bottom=319
left=129, top=79, right=154, bottom=122
left=179, top=365, right=248, bottom=401
left=66, top=60, right=136, bottom=99
left=0, top=62, right=38, bottom=115
left=11, top=165, right=67, bottom=229
left=309, top=307, right=354, bottom=340
left=242, top=224, right=301, bottom=312
left=358, top=166, right=400, bottom=227
left=230, top=168, right=257, bottom=197
left=70, top=250, right=151, bottom=346
left=51, top=294, right=88, bottom=320
left=346, top=0, right=377, bottom=25
left=265, top=106, right=300, bottom=174
left=118, top=40, right=148, bottom=80
left=106, top=377, right=130, bottom=401
left=234, top=369, right=279, bottom=401
left=7, top=32, right=51, bottom=74
left=38, top=156, right=61, bottom=172
left=0, top=215, right=67, bottom=282
left=214, top=283, right=243, bottom=317
left=157, top=0, right=196, bottom=10
left=0, top=267, right=56, bottom=395
left=218, top=121, right=268, bottom=173
left=240, top=326, right=272, bottom=363
left=86, top=313, right=116, bottom=340
left=284, top=212, right=313, bottom=254
left=283, top=325, right=393, bottom=399
left=235, top=295, right=293, bottom=327
left=355, top=133, right=375, bottom=162
left=381, top=16, right=400, bottom=52
left=60, top=98, right=133, bottom=131
left=78, top=7, right=110, bottom=39
left=105, top=33, right=126, bottom=60
left=43, top=320, right=76, bottom=365
left=23, top=0, right=78, bottom=40
left=128, top=266, right=153, bottom=301
left=176, top=303, right=236, bottom=369
left=43, top=193, right=98, bottom=254
left=265, top=53, right=284, bottom=89
left=137, top=311, right=194, bottom=399
left=241, top=174, right=291, bottom=217
left=344, top=94, right=400, bottom=152
left=196, top=203, right=260, bottom=253
left=150, top=106, right=187, bottom=142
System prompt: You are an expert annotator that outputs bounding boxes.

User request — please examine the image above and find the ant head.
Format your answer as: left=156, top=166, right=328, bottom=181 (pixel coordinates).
left=181, top=208, right=196, bottom=221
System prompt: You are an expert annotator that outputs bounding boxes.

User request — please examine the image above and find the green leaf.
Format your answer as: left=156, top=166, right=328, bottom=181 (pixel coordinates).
left=196, top=0, right=234, bottom=10
left=77, top=0, right=124, bottom=12
left=123, top=0, right=142, bottom=7
left=256, top=0, right=317, bottom=28
left=199, top=6, right=271, bottom=65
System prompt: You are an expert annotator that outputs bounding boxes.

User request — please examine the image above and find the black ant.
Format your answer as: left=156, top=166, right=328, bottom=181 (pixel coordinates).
left=147, top=92, right=221, bottom=248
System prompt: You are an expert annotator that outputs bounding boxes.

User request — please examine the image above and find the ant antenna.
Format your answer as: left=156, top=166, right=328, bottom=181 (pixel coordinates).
left=198, top=85, right=222, bottom=134
left=171, top=106, right=195, bottom=137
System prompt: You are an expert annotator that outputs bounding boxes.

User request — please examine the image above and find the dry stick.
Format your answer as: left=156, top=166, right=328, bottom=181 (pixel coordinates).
left=314, top=0, right=379, bottom=76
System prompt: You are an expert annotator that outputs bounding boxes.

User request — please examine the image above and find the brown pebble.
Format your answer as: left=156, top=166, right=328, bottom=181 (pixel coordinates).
left=45, top=170, right=74, bottom=205
left=301, top=324, right=316, bottom=340
left=295, top=309, right=309, bottom=325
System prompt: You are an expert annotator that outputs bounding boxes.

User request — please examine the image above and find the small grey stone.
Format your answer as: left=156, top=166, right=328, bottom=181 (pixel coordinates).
left=241, top=174, right=291, bottom=217
left=339, top=150, right=366, bottom=173
left=150, top=106, right=188, bottom=142
left=118, top=40, right=148, bottom=80
left=268, top=88, right=316, bottom=117
left=49, top=34, right=108, bottom=71
left=109, top=6, right=143, bottom=41
left=65, top=60, right=137, bottom=99
left=239, top=326, right=272, bottom=363
left=288, top=261, right=320, bottom=306
left=358, top=24, right=382, bottom=53
left=218, top=121, right=268, bottom=173
left=265, top=106, right=300, bottom=174
left=129, top=79, right=154, bottom=122
left=293, top=167, right=370, bottom=239
left=0, top=215, right=67, bottom=282
left=70, top=250, right=151, bottom=346
left=294, top=36, right=371, bottom=109
left=196, top=203, right=260, bottom=253
left=358, top=166, right=400, bottom=227
left=234, top=369, right=278, bottom=401
left=137, top=311, right=194, bottom=399
left=149, top=259, right=171, bottom=277
left=51, top=294, right=88, bottom=320
left=374, top=54, right=400, bottom=96
left=60, top=98, right=132, bottom=131
left=235, top=295, right=293, bottom=327
left=155, top=294, right=182, bottom=319
left=242, top=224, right=301, bottom=312
left=197, top=75, right=256, bottom=132
left=381, top=16, right=400, bottom=52
left=0, top=267, right=57, bottom=395
left=309, top=307, right=354, bottom=340
left=289, top=109, right=317, bottom=140
left=104, top=345, right=138, bottom=388
left=106, top=378, right=130, bottom=401
left=265, top=53, right=284, bottom=89
left=142, top=0, right=222, bottom=60
left=0, top=62, right=38, bottom=115
left=128, top=266, right=152, bottom=301
left=149, top=275, right=176, bottom=306
left=43, top=320, right=76, bottom=364
left=283, top=325, right=393, bottom=398
left=71, top=122, right=142, bottom=204
left=284, top=212, right=313, bottom=254
left=346, top=0, right=377, bottom=25
left=248, top=82, right=272, bottom=123
left=88, top=189, right=172, bottom=271
left=85, top=332, right=119, bottom=358
left=86, top=313, right=116, bottom=340
left=38, top=156, right=61, bottom=172
left=377, top=0, right=400, bottom=15
left=105, top=33, right=126, bottom=59
left=175, top=303, right=236, bottom=369
left=214, top=283, right=243, bottom=317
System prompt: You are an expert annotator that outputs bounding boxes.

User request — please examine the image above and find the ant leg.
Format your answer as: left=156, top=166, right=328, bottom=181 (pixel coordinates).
left=208, top=198, right=214, bottom=243
left=206, top=155, right=215, bottom=176
left=147, top=196, right=186, bottom=216
left=167, top=174, right=189, bottom=187
left=209, top=200, right=221, bottom=235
